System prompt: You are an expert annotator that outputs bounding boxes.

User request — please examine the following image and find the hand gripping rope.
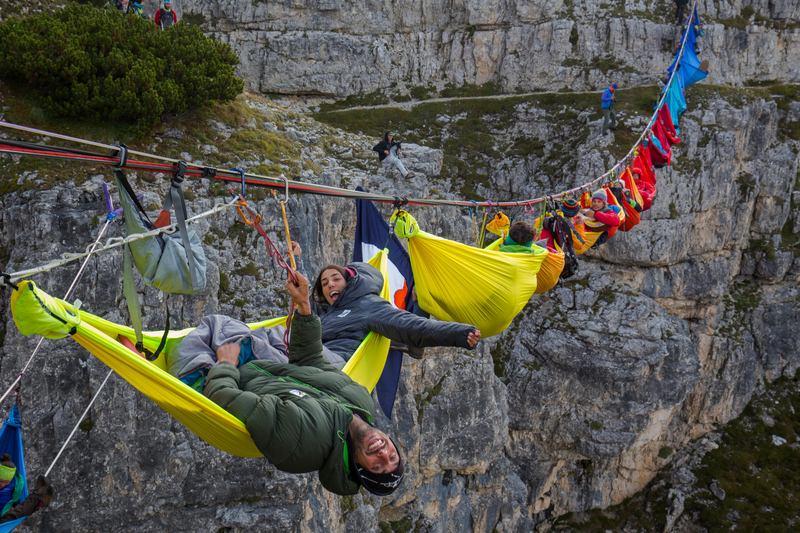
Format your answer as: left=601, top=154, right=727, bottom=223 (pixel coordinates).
left=230, top=186, right=298, bottom=351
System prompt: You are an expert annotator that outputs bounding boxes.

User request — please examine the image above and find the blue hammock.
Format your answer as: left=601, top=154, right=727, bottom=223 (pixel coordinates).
left=0, top=406, right=28, bottom=532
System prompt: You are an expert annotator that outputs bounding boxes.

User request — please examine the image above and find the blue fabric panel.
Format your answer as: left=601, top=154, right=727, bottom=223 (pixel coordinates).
left=0, top=406, right=28, bottom=532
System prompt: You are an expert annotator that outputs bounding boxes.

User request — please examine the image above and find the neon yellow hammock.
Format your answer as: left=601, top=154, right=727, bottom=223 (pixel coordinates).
left=9, top=250, right=392, bottom=458
left=391, top=211, right=548, bottom=338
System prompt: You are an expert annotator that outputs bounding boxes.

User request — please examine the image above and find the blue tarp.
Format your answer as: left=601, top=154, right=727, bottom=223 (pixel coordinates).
left=0, top=406, right=28, bottom=532
left=664, top=78, right=687, bottom=134
left=678, top=44, right=708, bottom=88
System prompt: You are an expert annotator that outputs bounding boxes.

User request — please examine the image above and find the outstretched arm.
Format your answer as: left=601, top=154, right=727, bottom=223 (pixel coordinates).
left=366, top=299, right=480, bottom=349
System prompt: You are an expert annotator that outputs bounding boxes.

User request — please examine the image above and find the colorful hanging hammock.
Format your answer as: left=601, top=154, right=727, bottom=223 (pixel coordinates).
left=483, top=238, right=564, bottom=294
left=0, top=406, right=28, bottom=533
left=391, top=210, right=547, bottom=337
left=9, top=251, right=392, bottom=458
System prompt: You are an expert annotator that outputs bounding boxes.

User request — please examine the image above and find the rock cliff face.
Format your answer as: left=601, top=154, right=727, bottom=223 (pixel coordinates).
left=0, top=82, right=797, bottom=531
left=181, top=0, right=800, bottom=96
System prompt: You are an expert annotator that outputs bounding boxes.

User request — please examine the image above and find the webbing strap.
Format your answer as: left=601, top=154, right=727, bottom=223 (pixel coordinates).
left=161, top=163, right=200, bottom=291
left=114, top=169, right=154, bottom=229
left=123, top=244, right=170, bottom=362
left=123, top=243, right=144, bottom=348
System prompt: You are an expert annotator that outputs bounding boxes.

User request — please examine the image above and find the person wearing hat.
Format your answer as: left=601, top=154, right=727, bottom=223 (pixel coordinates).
left=582, top=189, right=622, bottom=247
left=203, top=271, right=406, bottom=496
left=0, top=455, right=53, bottom=523
left=155, top=0, right=178, bottom=29
left=601, top=84, right=618, bottom=135
left=373, top=131, right=415, bottom=179
left=535, top=198, right=587, bottom=251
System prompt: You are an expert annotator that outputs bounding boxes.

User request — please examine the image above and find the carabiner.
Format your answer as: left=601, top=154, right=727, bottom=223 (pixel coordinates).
left=230, top=167, right=246, bottom=198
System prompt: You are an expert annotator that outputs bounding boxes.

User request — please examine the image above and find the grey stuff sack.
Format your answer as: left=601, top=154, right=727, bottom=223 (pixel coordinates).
left=115, top=169, right=207, bottom=295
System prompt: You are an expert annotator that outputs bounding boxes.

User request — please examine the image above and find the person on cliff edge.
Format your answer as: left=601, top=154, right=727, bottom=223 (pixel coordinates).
left=203, top=271, right=405, bottom=496
left=154, top=0, right=178, bottom=29
left=373, top=131, right=415, bottom=179
left=601, top=84, right=618, bottom=135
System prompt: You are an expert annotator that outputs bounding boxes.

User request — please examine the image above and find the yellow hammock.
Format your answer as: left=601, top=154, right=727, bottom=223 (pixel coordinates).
left=391, top=211, right=547, bottom=338
left=484, top=239, right=565, bottom=294
left=9, top=250, right=392, bottom=458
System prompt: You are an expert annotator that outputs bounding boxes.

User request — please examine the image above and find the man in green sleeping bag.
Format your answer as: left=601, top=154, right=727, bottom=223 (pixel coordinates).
left=203, top=271, right=405, bottom=496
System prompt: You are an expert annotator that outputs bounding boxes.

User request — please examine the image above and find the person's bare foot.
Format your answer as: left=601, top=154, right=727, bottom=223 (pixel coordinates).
left=406, top=172, right=415, bottom=178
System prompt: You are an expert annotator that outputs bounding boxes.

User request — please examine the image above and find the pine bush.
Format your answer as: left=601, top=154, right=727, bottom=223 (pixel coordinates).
left=0, top=4, right=244, bottom=131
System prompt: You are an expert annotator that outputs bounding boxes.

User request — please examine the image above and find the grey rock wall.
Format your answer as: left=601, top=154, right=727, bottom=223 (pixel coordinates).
left=180, top=0, right=800, bottom=96
left=0, top=86, right=798, bottom=531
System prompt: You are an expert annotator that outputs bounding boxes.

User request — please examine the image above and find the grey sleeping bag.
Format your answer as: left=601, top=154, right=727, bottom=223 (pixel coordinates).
left=168, top=315, right=345, bottom=380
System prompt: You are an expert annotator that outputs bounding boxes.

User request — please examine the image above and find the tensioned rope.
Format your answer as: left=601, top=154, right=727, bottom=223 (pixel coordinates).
left=2, top=196, right=240, bottom=283
left=0, top=6, right=695, bottom=212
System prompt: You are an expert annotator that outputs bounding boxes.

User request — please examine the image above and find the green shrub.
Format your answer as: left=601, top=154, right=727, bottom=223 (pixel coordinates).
left=0, top=4, right=244, bottom=132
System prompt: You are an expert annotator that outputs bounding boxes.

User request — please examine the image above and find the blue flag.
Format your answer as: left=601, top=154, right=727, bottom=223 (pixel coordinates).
left=354, top=188, right=414, bottom=418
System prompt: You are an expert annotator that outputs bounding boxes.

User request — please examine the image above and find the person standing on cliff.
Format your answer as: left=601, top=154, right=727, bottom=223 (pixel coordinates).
left=203, top=271, right=406, bottom=497
left=373, top=131, right=415, bottom=179
left=154, top=0, right=178, bottom=30
left=601, top=84, right=618, bottom=135
left=673, top=0, right=689, bottom=25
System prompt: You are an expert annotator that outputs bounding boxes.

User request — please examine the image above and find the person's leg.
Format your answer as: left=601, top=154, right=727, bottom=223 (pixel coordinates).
left=383, top=152, right=409, bottom=177
left=602, top=108, right=611, bottom=134
left=610, top=107, right=617, bottom=129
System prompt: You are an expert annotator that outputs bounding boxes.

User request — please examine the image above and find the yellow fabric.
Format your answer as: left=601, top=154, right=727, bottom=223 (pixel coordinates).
left=534, top=249, right=565, bottom=294
left=485, top=239, right=565, bottom=294
left=485, top=212, right=510, bottom=237
left=574, top=229, right=603, bottom=254
left=392, top=211, right=547, bottom=338
left=9, top=251, right=392, bottom=458
left=10, top=280, right=81, bottom=339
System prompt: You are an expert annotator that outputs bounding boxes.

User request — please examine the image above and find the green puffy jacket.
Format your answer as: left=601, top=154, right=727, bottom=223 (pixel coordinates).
left=203, top=312, right=374, bottom=495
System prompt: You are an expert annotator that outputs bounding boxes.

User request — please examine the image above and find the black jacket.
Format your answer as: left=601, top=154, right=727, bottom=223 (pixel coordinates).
left=311, top=262, right=476, bottom=360
left=373, top=132, right=401, bottom=162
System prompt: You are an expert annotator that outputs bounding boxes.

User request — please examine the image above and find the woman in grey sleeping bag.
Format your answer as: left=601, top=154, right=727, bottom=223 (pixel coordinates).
left=168, top=248, right=480, bottom=389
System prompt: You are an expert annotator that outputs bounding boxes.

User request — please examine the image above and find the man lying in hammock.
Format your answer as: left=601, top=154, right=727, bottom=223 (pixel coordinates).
left=203, top=272, right=405, bottom=496
left=169, top=246, right=480, bottom=387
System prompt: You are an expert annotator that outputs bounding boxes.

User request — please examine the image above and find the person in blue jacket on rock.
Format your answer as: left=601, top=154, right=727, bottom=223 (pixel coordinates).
left=601, top=83, right=618, bottom=135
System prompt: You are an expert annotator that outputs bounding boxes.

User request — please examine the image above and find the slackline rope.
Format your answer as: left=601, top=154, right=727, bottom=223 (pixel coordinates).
left=1, top=197, right=240, bottom=283
left=44, top=368, right=114, bottom=478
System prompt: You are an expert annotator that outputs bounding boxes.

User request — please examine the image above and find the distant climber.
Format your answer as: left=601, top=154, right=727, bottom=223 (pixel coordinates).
left=114, top=0, right=130, bottom=15
left=0, top=455, right=53, bottom=524
left=154, top=0, right=177, bottom=29
left=601, top=84, right=618, bottom=135
left=373, top=131, right=415, bottom=179
left=130, top=0, right=148, bottom=18
left=203, top=271, right=406, bottom=496
left=673, top=0, right=689, bottom=25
